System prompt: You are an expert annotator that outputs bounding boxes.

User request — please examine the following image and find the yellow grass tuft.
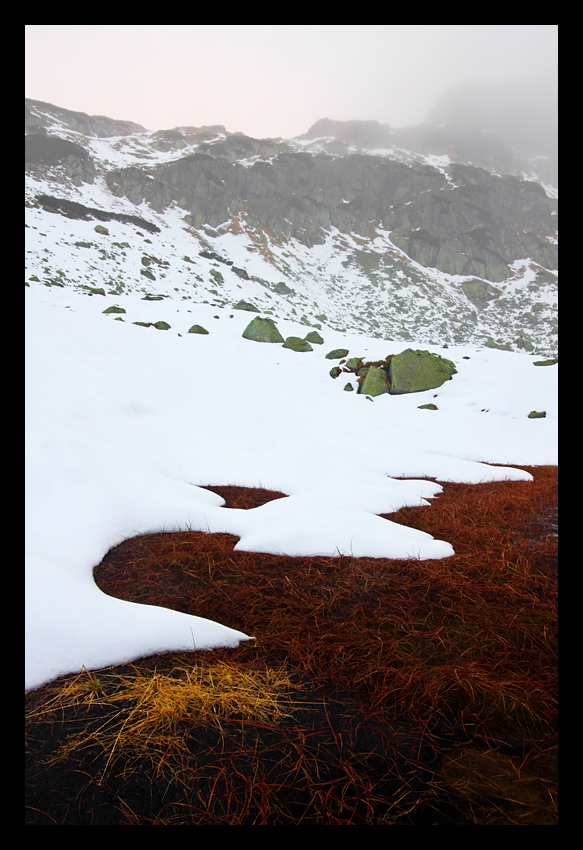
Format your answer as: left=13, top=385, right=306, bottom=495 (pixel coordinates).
left=30, top=661, right=301, bottom=785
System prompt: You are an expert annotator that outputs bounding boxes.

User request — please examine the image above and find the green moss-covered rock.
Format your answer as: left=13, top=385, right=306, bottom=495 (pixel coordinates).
left=82, top=286, right=106, bottom=296
left=103, top=305, right=126, bottom=314
left=325, top=348, right=349, bottom=360
left=343, top=383, right=354, bottom=392
left=304, top=330, right=324, bottom=345
left=329, top=366, right=342, bottom=378
left=484, top=337, right=513, bottom=351
left=94, top=224, right=109, bottom=235
left=533, top=358, right=558, bottom=366
left=461, top=279, right=503, bottom=310
left=153, top=320, right=171, bottom=330
left=360, top=365, right=389, bottom=397
left=418, top=403, right=438, bottom=410
left=515, top=335, right=535, bottom=352
left=344, top=357, right=364, bottom=371
left=188, top=324, right=209, bottom=334
left=273, top=281, right=295, bottom=295
left=233, top=300, right=260, bottom=312
left=528, top=410, right=547, bottom=419
left=283, top=336, right=313, bottom=352
left=388, top=349, right=456, bottom=395
left=242, top=316, right=284, bottom=343
left=232, top=266, right=249, bottom=280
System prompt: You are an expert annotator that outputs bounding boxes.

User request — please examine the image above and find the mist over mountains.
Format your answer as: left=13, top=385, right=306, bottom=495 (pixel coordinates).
left=25, top=92, right=558, bottom=356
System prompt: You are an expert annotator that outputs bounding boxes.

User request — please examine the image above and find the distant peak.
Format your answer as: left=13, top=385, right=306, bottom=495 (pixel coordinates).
left=302, top=118, right=391, bottom=148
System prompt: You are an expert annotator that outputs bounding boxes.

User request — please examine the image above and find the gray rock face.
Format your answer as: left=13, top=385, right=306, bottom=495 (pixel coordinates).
left=25, top=134, right=96, bottom=185
left=103, top=149, right=556, bottom=281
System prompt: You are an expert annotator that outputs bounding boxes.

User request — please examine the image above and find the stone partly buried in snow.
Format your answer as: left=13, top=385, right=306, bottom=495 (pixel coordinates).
left=340, top=348, right=457, bottom=397
left=388, top=348, right=457, bottom=395
left=242, top=316, right=284, bottom=343
left=283, top=336, right=313, bottom=352
left=360, top=365, right=389, bottom=397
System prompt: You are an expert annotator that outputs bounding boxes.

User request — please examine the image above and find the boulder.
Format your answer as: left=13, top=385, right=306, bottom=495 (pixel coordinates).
left=103, top=305, right=126, bottom=314
left=360, top=365, right=389, bottom=397
left=528, top=410, right=546, bottom=419
left=283, top=336, right=313, bottom=352
left=188, top=324, right=209, bottom=334
left=325, top=348, right=349, bottom=360
left=461, top=279, right=503, bottom=310
left=304, top=330, right=324, bottom=345
left=273, top=281, right=295, bottom=295
left=233, top=300, right=259, bottom=312
left=344, top=356, right=364, bottom=371
left=388, top=349, right=456, bottom=395
left=242, top=317, right=284, bottom=343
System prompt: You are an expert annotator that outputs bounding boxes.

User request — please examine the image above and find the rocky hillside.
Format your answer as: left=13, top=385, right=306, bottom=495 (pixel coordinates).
left=25, top=98, right=558, bottom=355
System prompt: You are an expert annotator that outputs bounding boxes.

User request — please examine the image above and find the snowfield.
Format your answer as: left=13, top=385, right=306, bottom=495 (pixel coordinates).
left=25, top=281, right=557, bottom=692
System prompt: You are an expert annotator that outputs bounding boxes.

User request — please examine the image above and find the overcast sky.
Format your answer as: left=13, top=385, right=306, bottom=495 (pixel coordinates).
left=25, top=25, right=557, bottom=140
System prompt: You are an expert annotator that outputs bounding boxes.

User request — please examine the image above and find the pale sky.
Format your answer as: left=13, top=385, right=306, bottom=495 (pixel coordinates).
left=25, top=25, right=557, bottom=140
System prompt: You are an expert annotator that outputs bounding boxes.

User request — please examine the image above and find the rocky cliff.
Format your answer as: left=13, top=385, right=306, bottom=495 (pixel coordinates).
left=101, top=121, right=557, bottom=282
left=24, top=98, right=558, bottom=355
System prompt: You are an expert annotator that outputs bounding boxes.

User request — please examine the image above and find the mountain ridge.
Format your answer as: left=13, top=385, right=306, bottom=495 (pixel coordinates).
left=25, top=98, right=558, bottom=356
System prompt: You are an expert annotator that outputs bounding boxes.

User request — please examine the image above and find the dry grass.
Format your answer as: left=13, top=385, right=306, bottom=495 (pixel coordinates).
left=25, top=470, right=558, bottom=825
left=27, top=661, right=301, bottom=791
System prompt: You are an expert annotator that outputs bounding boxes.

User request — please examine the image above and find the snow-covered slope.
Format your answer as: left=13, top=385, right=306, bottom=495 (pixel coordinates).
left=25, top=276, right=557, bottom=691
left=25, top=101, right=558, bottom=692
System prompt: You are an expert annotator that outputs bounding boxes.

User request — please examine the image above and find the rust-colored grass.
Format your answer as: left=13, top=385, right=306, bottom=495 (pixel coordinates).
left=25, top=469, right=557, bottom=825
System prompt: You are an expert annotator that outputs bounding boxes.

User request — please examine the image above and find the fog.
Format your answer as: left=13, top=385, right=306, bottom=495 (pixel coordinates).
left=25, top=25, right=557, bottom=152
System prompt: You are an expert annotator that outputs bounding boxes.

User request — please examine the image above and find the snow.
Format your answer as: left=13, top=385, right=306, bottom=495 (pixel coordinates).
left=25, top=269, right=557, bottom=694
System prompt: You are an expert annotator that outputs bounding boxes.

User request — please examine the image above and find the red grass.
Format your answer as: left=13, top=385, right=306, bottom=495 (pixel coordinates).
left=25, top=467, right=558, bottom=825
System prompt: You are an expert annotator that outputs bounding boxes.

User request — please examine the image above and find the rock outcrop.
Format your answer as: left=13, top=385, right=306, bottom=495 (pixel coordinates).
left=25, top=98, right=145, bottom=138
left=99, top=139, right=557, bottom=281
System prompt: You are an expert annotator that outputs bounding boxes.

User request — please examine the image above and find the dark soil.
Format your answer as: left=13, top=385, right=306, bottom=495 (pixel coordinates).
left=25, top=470, right=558, bottom=825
